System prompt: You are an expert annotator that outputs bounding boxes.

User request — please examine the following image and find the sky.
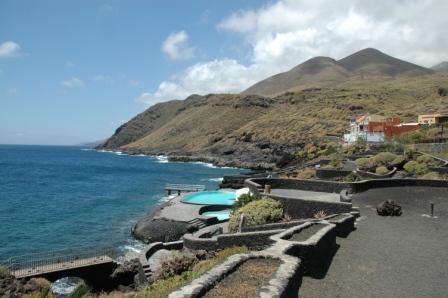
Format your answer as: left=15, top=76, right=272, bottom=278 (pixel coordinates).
left=1, top=0, right=447, bottom=145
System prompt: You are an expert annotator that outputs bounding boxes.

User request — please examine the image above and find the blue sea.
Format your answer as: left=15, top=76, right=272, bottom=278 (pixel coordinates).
left=0, top=145, right=241, bottom=261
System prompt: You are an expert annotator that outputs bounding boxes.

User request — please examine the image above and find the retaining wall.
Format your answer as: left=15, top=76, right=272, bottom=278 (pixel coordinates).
left=168, top=252, right=301, bottom=298
left=315, top=168, right=353, bottom=179
left=246, top=177, right=448, bottom=196
left=183, top=229, right=283, bottom=251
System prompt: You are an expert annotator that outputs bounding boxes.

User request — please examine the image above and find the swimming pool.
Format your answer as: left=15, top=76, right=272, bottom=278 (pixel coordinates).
left=182, top=191, right=236, bottom=205
left=201, top=210, right=232, bottom=221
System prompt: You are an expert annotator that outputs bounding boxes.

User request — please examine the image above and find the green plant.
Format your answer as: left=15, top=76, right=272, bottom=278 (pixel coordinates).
left=391, top=155, right=405, bottom=167
left=375, top=166, right=389, bottom=175
left=416, top=155, right=442, bottom=167
left=355, top=157, right=371, bottom=170
left=0, top=265, right=10, bottom=278
left=228, top=198, right=284, bottom=232
left=371, top=152, right=398, bottom=167
left=328, top=154, right=343, bottom=169
left=403, top=161, right=429, bottom=176
left=140, top=246, right=249, bottom=298
left=421, top=171, right=441, bottom=180
left=342, top=172, right=360, bottom=182
left=69, top=281, right=90, bottom=298
left=154, top=252, right=199, bottom=280
left=233, top=193, right=261, bottom=209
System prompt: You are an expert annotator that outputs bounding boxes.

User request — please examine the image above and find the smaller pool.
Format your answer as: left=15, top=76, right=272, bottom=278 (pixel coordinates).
left=202, top=210, right=232, bottom=221
left=182, top=191, right=236, bottom=206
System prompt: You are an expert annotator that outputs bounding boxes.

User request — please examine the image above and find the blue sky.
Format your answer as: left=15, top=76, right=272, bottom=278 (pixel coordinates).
left=1, top=0, right=447, bottom=145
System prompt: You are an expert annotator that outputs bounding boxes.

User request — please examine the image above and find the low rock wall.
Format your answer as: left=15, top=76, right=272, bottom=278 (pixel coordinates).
left=268, top=194, right=353, bottom=219
left=315, top=168, right=353, bottom=179
left=168, top=252, right=301, bottom=298
left=246, top=177, right=448, bottom=196
left=183, top=229, right=282, bottom=251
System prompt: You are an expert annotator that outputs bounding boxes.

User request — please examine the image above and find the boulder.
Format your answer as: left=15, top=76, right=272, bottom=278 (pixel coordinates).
left=376, top=200, right=402, bottom=216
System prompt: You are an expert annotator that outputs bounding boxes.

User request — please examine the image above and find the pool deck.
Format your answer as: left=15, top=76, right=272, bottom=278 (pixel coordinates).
left=155, top=196, right=205, bottom=222
left=298, top=186, right=448, bottom=297
left=270, top=189, right=340, bottom=202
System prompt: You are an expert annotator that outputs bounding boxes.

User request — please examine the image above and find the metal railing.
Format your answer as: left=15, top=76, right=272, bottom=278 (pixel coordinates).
left=1, top=247, right=117, bottom=278
left=165, top=184, right=206, bottom=192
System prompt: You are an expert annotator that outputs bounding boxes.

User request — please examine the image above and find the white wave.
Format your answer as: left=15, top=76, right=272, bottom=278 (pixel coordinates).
left=156, top=155, right=169, bottom=163
left=80, top=148, right=95, bottom=151
left=159, top=194, right=177, bottom=202
left=201, top=177, right=224, bottom=182
left=51, top=277, right=82, bottom=296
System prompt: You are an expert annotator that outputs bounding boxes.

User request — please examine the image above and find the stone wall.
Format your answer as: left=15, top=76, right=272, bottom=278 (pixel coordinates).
left=315, top=168, right=353, bottom=179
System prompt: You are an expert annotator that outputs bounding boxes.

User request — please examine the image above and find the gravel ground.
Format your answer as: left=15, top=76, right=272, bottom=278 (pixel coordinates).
left=298, top=186, right=448, bottom=298
left=204, top=258, right=280, bottom=298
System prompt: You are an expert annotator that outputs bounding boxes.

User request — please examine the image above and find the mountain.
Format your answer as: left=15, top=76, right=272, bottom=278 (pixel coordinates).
left=432, top=62, right=448, bottom=72
left=242, top=57, right=348, bottom=96
left=99, top=49, right=448, bottom=169
left=242, top=48, right=432, bottom=96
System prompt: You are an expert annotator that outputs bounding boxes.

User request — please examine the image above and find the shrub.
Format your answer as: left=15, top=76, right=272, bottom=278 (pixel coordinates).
left=371, top=152, right=398, bottom=167
left=0, top=265, right=10, bottom=278
left=328, top=154, right=343, bottom=168
left=355, top=157, right=371, bottom=170
left=313, top=210, right=327, bottom=219
left=416, top=155, right=442, bottom=167
left=233, top=193, right=260, bottom=210
left=342, top=172, right=360, bottom=182
left=421, top=172, right=441, bottom=180
left=403, top=161, right=429, bottom=176
left=154, top=252, right=199, bottom=280
left=228, top=198, right=284, bottom=232
left=391, top=155, right=405, bottom=167
left=296, top=168, right=316, bottom=179
left=375, top=166, right=389, bottom=175
left=69, top=281, right=90, bottom=298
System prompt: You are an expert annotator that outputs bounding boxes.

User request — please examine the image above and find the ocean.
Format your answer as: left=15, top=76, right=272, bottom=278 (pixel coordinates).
left=0, top=145, right=241, bottom=261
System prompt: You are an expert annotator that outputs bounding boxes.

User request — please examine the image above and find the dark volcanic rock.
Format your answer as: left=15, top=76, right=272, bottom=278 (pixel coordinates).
left=133, top=217, right=190, bottom=243
left=376, top=200, right=402, bottom=216
left=110, top=259, right=141, bottom=287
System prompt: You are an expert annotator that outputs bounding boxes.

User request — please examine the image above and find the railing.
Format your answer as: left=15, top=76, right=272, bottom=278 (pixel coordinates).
left=165, top=184, right=205, bottom=192
left=1, top=247, right=117, bottom=278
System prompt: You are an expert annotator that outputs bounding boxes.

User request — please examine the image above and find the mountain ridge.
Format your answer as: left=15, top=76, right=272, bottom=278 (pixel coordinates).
left=99, top=48, right=448, bottom=169
left=242, top=48, right=432, bottom=96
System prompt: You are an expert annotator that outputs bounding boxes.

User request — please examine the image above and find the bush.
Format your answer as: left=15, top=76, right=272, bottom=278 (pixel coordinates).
left=328, top=154, right=343, bottom=169
left=371, top=152, right=398, bottom=167
left=69, top=281, right=90, bottom=298
left=342, top=172, right=360, bottom=182
left=355, top=157, right=371, bottom=170
left=296, top=168, right=316, bottom=179
left=228, top=198, right=284, bottom=232
left=391, top=155, right=405, bottom=167
left=154, top=252, right=199, bottom=280
left=233, top=193, right=260, bottom=210
left=403, top=161, right=429, bottom=176
left=416, top=155, right=442, bottom=167
left=421, top=172, right=441, bottom=180
left=375, top=166, right=389, bottom=175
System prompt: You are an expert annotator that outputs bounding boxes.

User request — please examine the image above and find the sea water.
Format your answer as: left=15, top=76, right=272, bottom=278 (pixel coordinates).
left=0, top=145, right=241, bottom=260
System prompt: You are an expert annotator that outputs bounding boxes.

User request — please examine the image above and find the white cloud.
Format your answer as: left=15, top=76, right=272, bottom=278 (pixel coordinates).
left=162, top=31, right=195, bottom=60
left=0, top=41, right=22, bottom=58
left=142, top=0, right=448, bottom=106
left=61, top=77, right=85, bottom=89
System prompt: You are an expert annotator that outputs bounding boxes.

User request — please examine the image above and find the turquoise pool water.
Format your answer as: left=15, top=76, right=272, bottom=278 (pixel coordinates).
left=182, top=191, right=236, bottom=205
left=202, top=210, right=232, bottom=221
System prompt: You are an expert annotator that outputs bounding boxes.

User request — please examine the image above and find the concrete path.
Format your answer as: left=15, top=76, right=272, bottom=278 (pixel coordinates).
left=270, top=189, right=340, bottom=202
left=298, top=186, right=448, bottom=298
left=155, top=196, right=204, bottom=222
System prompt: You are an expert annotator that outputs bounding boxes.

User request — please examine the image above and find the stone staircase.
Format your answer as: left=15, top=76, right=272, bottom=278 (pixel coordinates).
left=141, top=262, right=152, bottom=281
left=188, top=218, right=206, bottom=229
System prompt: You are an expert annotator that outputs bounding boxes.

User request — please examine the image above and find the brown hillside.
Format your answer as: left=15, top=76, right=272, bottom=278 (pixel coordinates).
left=99, top=72, right=448, bottom=169
left=242, top=48, right=432, bottom=96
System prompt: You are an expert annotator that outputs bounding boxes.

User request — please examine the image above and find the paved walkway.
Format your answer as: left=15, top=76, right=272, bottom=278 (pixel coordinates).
left=270, top=189, right=340, bottom=202
left=298, top=186, right=448, bottom=298
left=155, top=196, right=204, bottom=222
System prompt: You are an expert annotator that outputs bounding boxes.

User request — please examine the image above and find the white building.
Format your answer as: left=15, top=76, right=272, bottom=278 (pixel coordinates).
left=343, top=115, right=386, bottom=144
